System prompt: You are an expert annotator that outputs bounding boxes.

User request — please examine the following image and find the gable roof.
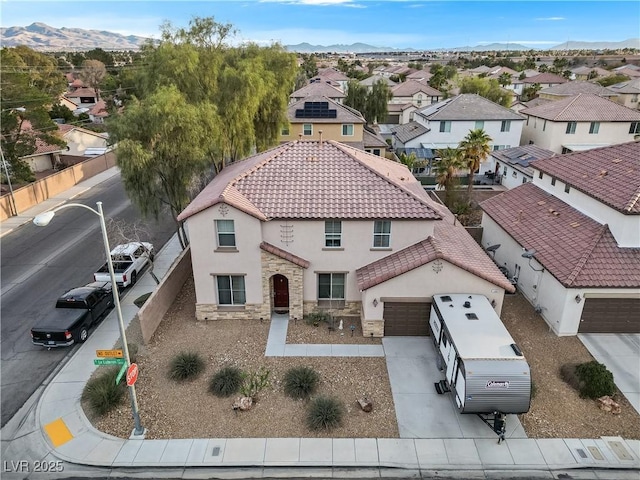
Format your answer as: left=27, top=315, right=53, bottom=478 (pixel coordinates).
left=58, top=123, right=108, bottom=139
left=491, top=144, right=556, bottom=175
left=520, top=93, right=640, bottom=121
left=317, top=67, right=350, bottom=81
left=363, top=128, right=389, bottom=148
left=260, top=242, right=310, bottom=268
left=356, top=209, right=514, bottom=292
left=522, top=73, right=568, bottom=84
left=359, top=75, right=397, bottom=87
left=287, top=96, right=364, bottom=124
left=391, top=121, right=430, bottom=143
left=178, top=140, right=442, bottom=222
left=481, top=183, right=640, bottom=288
left=65, top=87, right=96, bottom=98
left=290, top=82, right=346, bottom=99
left=539, top=81, right=617, bottom=97
left=607, top=77, right=640, bottom=94
left=416, top=94, right=524, bottom=121
left=531, top=141, right=640, bottom=214
left=391, top=80, right=442, bottom=97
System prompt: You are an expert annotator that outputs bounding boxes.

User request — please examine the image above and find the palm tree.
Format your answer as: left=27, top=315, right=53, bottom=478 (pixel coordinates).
left=498, top=72, right=512, bottom=88
left=434, top=147, right=465, bottom=208
left=459, top=129, right=492, bottom=199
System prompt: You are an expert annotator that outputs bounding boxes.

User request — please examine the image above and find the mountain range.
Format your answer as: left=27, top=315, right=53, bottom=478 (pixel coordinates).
left=2, top=23, right=639, bottom=53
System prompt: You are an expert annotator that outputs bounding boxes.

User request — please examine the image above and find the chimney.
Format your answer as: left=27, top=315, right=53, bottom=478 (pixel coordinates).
left=319, top=130, right=323, bottom=147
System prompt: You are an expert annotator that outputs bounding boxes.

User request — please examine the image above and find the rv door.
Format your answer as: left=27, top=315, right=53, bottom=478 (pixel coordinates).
left=454, top=359, right=466, bottom=409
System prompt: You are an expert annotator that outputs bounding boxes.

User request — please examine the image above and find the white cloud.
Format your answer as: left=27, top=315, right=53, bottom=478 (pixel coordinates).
left=535, top=17, right=565, bottom=21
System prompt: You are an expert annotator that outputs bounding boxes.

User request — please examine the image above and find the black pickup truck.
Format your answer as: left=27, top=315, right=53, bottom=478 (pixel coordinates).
left=30, top=281, right=114, bottom=348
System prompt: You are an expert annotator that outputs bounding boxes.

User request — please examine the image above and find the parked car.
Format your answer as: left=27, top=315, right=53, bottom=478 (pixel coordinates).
left=93, top=242, right=154, bottom=288
left=30, top=281, right=114, bottom=348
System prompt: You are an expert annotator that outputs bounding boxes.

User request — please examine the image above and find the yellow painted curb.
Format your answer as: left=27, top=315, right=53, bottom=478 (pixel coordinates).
left=44, top=418, right=73, bottom=447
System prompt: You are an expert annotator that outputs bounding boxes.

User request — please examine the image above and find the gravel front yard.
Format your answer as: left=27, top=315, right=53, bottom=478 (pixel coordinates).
left=85, top=275, right=640, bottom=440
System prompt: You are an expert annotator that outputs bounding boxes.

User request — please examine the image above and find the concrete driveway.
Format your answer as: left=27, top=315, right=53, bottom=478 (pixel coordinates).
left=579, top=333, right=640, bottom=414
left=382, top=337, right=527, bottom=439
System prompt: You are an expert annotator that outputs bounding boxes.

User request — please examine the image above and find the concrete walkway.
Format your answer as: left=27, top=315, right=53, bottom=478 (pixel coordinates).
left=1, top=168, right=639, bottom=478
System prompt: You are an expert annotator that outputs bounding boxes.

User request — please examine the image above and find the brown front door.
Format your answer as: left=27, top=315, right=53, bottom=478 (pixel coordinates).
left=273, top=274, right=289, bottom=310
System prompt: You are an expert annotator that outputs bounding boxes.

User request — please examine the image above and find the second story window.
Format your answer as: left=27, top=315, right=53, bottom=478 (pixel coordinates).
left=215, top=219, right=236, bottom=247
left=303, top=124, right=313, bottom=136
left=589, top=122, right=600, bottom=134
left=325, top=220, right=342, bottom=248
left=373, top=220, right=391, bottom=248
left=342, top=124, right=354, bottom=136
left=475, top=120, right=484, bottom=130
left=630, top=122, right=640, bottom=134
left=566, top=121, right=577, bottom=134
left=500, top=120, right=511, bottom=132
left=439, top=121, right=451, bottom=133
left=281, top=126, right=290, bottom=136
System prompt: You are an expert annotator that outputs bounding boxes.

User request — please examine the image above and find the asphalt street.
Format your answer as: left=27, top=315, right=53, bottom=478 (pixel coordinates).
left=0, top=174, right=176, bottom=426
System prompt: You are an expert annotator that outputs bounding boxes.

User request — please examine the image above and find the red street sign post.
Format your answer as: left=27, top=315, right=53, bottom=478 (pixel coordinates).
left=126, top=363, right=139, bottom=386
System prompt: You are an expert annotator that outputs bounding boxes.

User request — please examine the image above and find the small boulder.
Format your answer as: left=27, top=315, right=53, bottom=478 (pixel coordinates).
left=233, top=396, right=253, bottom=411
left=597, top=395, right=621, bottom=414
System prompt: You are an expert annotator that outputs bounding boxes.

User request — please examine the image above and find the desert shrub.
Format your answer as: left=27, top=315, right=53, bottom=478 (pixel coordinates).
left=209, top=366, right=243, bottom=397
left=169, top=351, right=205, bottom=381
left=82, top=367, right=126, bottom=416
left=560, top=363, right=581, bottom=392
left=575, top=361, right=615, bottom=399
left=530, top=379, right=538, bottom=400
left=240, top=367, right=271, bottom=399
left=284, top=366, right=319, bottom=399
left=306, top=396, right=344, bottom=430
left=304, top=310, right=331, bottom=326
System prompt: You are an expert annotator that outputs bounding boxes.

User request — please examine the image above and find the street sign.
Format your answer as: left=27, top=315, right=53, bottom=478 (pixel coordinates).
left=94, top=358, right=126, bottom=366
left=126, top=363, right=139, bottom=386
left=115, top=363, right=127, bottom=385
left=96, top=349, right=123, bottom=358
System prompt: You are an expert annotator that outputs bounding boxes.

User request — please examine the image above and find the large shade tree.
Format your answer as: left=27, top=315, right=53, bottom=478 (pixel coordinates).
left=459, top=76, right=511, bottom=107
left=459, top=129, right=492, bottom=199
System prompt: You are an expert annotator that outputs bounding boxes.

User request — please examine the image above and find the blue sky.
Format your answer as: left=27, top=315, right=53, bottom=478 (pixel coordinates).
left=2, top=1, right=639, bottom=49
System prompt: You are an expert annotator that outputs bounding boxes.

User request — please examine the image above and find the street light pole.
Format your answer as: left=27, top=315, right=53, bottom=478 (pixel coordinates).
left=33, top=201, right=144, bottom=436
left=0, top=146, right=17, bottom=217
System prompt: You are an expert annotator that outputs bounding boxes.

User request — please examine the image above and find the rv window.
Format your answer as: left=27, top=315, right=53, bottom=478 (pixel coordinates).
left=442, top=332, right=449, bottom=348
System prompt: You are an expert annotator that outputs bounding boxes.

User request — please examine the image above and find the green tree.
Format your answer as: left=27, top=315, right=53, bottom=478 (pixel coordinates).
left=498, top=72, right=512, bottom=87
left=434, top=147, right=465, bottom=208
left=459, top=128, right=492, bottom=199
left=81, top=59, right=107, bottom=100
left=344, top=80, right=368, bottom=119
left=459, top=76, right=511, bottom=107
left=596, top=74, right=630, bottom=87
left=107, top=85, right=217, bottom=248
left=49, top=103, right=75, bottom=123
left=365, top=79, right=392, bottom=125
left=521, top=83, right=542, bottom=102
left=300, top=54, right=318, bottom=78
left=0, top=46, right=66, bottom=183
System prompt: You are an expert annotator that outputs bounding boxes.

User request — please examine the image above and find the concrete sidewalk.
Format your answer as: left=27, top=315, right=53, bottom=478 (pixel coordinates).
left=1, top=167, right=639, bottom=478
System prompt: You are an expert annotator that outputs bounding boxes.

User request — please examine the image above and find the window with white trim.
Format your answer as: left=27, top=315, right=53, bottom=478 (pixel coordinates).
left=373, top=220, right=391, bottom=248
left=439, top=121, right=451, bottom=133
left=215, top=220, right=236, bottom=247
left=281, top=126, right=290, bottom=136
left=589, top=122, right=600, bottom=134
left=475, top=120, right=484, bottom=130
left=500, top=120, right=511, bottom=132
left=303, top=124, right=313, bottom=136
left=342, top=124, right=354, bottom=136
left=217, top=275, right=246, bottom=305
left=325, top=220, right=342, bottom=248
left=566, top=121, right=577, bottom=134
left=630, top=122, right=640, bottom=134
left=318, top=273, right=345, bottom=301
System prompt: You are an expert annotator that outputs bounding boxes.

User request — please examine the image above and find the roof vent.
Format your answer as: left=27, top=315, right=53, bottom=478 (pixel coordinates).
left=463, top=301, right=471, bottom=308
left=440, top=295, right=452, bottom=302
left=465, top=313, right=478, bottom=320
left=599, top=169, right=608, bottom=177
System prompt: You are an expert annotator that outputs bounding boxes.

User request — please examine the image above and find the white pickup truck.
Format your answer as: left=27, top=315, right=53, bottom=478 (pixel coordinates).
left=93, top=242, right=154, bottom=288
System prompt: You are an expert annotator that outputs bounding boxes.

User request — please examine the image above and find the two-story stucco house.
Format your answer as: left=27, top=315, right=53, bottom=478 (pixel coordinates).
left=177, top=140, right=514, bottom=337
left=480, top=141, right=640, bottom=335
left=390, top=80, right=442, bottom=108
left=390, top=94, right=525, bottom=170
left=290, top=82, right=346, bottom=104
left=607, top=78, right=640, bottom=110
left=520, top=93, right=640, bottom=154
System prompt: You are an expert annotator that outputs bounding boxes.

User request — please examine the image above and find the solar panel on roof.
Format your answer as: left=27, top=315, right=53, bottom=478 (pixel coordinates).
left=295, top=101, right=337, bottom=118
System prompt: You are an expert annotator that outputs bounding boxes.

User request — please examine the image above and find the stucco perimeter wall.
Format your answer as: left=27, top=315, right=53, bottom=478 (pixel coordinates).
left=0, top=152, right=116, bottom=221
left=139, top=246, right=192, bottom=344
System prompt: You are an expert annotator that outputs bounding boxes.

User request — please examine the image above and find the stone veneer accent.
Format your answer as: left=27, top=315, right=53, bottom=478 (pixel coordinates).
left=361, top=319, right=384, bottom=338
left=261, top=250, right=305, bottom=320
left=196, top=303, right=266, bottom=321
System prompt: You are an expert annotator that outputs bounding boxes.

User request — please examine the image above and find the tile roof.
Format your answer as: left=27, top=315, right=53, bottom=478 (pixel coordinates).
left=520, top=93, right=640, bottom=121
left=387, top=103, right=414, bottom=113
left=416, top=94, right=524, bottom=121
left=522, top=73, right=568, bottom=84
left=481, top=183, right=640, bottom=288
left=178, top=140, right=442, bottom=222
left=317, top=67, right=350, bottom=81
left=540, top=81, right=617, bottom=97
left=531, top=141, right=640, bottom=214
left=607, top=77, right=640, bottom=95
left=287, top=96, right=364, bottom=124
left=89, top=100, right=108, bottom=117
left=359, top=75, right=397, bottom=87
left=260, top=242, right=310, bottom=268
left=406, top=71, right=432, bottom=80
left=491, top=144, right=556, bottom=175
left=290, top=82, right=346, bottom=99
left=390, top=121, right=429, bottom=143
left=356, top=206, right=515, bottom=292
left=391, top=80, right=442, bottom=97
left=362, top=128, right=389, bottom=148
left=65, top=87, right=96, bottom=98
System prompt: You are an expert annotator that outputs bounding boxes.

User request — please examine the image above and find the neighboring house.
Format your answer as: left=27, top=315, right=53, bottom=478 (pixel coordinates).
left=613, top=64, right=640, bottom=78
left=488, top=144, right=556, bottom=189
left=569, top=66, right=610, bottom=81
left=359, top=74, right=397, bottom=91
left=390, top=94, right=525, bottom=168
left=607, top=77, right=640, bottom=110
left=406, top=70, right=432, bottom=83
left=21, top=137, right=66, bottom=173
left=480, top=142, right=640, bottom=335
left=513, top=72, right=568, bottom=97
left=537, top=81, right=618, bottom=101
left=58, top=124, right=109, bottom=156
left=58, top=95, right=78, bottom=113
left=313, top=67, right=350, bottom=91
left=290, top=82, right=346, bottom=104
left=64, top=87, right=98, bottom=107
left=384, top=103, right=417, bottom=125
left=88, top=100, right=109, bottom=124
left=520, top=93, right=640, bottom=154
left=362, top=126, right=389, bottom=156
left=177, top=139, right=513, bottom=337
left=280, top=95, right=382, bottom=152
left=390, top=80, right=442, bottom=108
